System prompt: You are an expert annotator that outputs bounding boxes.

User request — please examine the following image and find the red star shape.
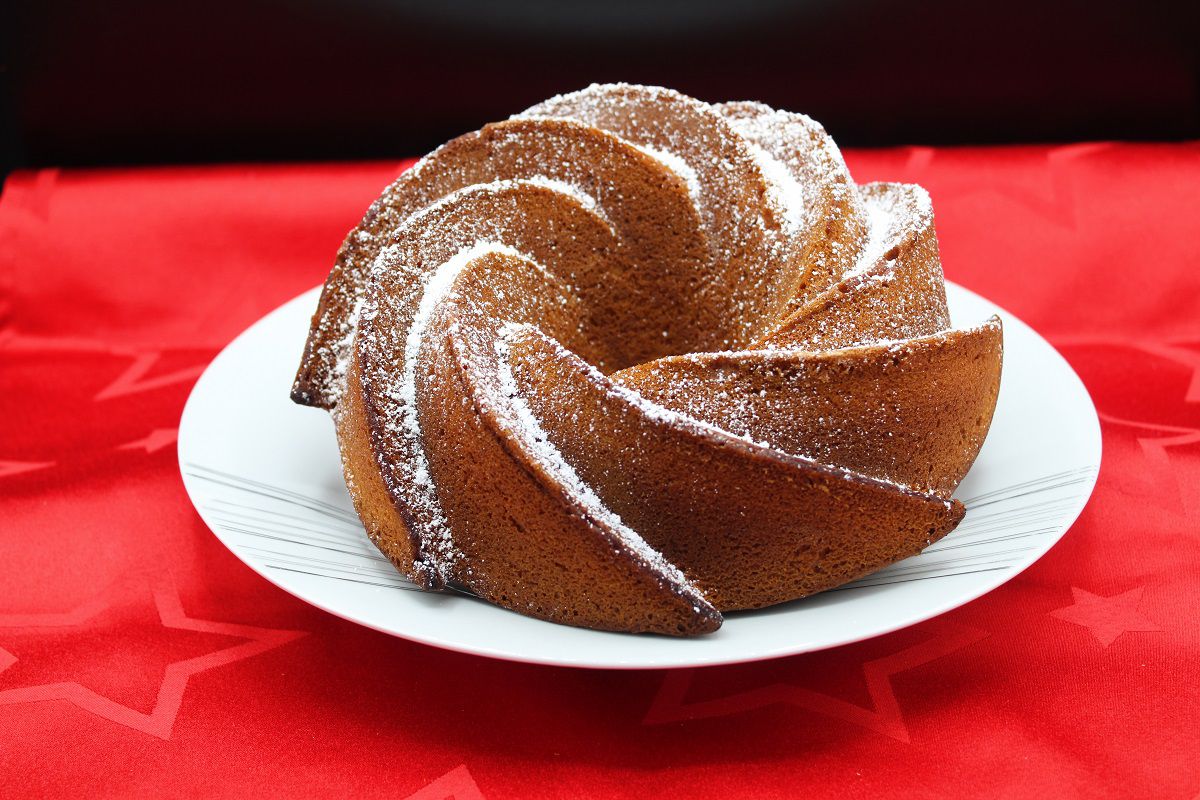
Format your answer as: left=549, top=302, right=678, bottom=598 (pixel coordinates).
left=1050, top=586, right=1160, bottom=647
left=0, top=576, right=305, bottom=739
left=94, top=351, right=208, bottom=401
left=643, top=620, right=988, bottom=743
left=1137, top=430, right=1200, bottom=518
left=882, top=141, right=1108, bottom=229
left=0, top=332, right=210, bottom=401
left=404, top=765, right=486, bottom=800
left=0, top=460, right=55, bottom=478
left=117, top=427, right=178, bottom=453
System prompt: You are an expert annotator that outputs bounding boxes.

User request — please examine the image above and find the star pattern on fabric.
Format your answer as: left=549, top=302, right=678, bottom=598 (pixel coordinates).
left=0, top=332, right=210, bottom=401
left=118, top=428, right=179, bottom=453
left=0, top=459, right=56, bottom=478
left=1137, top=430, right=1200, bottom=518
left=643, top=621, right=988, bottom=743
left=894, top=141, right=1109, bottom=229
left=0, top=576, right=306, bottom=739
left=94, top=351, right=208, bottom=401
left=403, top=765, right=486, bottom=800
left=1055, top=338, right=1200, bottom=422
left=1049, top=587, right=1160, bottom=647
left=1054, top=337, right=1200, bottom=516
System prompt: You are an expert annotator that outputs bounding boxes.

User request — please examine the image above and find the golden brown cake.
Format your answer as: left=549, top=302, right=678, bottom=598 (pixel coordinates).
left=291, top=83, right=1003, bottom=636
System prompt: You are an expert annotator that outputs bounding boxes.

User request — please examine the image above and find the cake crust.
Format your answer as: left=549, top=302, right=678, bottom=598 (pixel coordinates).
left=292, top=83, right=1005, bottom=635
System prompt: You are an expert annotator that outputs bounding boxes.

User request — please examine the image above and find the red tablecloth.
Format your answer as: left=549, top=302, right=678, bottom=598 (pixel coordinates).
left=2, top=143, right=1198, bottom=798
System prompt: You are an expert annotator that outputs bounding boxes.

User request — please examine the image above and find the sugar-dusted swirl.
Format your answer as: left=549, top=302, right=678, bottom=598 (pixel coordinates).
left=293, top=84, right=1002, bottom=635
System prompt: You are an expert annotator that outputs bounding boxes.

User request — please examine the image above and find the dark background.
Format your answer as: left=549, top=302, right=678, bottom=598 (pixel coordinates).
left=2, top=0, right=1198, bottom=178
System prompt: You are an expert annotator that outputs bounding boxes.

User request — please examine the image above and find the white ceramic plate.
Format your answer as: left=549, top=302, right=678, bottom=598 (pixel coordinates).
left=179, top=283, right=1100, bottom=669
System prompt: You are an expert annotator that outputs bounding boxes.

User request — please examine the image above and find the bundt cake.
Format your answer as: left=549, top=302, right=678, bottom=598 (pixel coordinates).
left=291, top=83, right=1003, bottom=636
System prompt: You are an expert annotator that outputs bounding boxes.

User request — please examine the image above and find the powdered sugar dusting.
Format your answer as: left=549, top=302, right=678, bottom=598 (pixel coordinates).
left=494, top=323, right=704, bottom=593
left=845, top=197, right=896, bottom=278
left=390, top=239, right=530, bottom=577
left=744, top=141, right=811, bottom=232
left=523, top=176, right=616, bottom=233
left=631, top=143, right=702, bottom=206
left=518, top=82, right=813, bottom=346
left=717, top=101, right=868, bottom=297
left=506, top=323, right=926, bottom=497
